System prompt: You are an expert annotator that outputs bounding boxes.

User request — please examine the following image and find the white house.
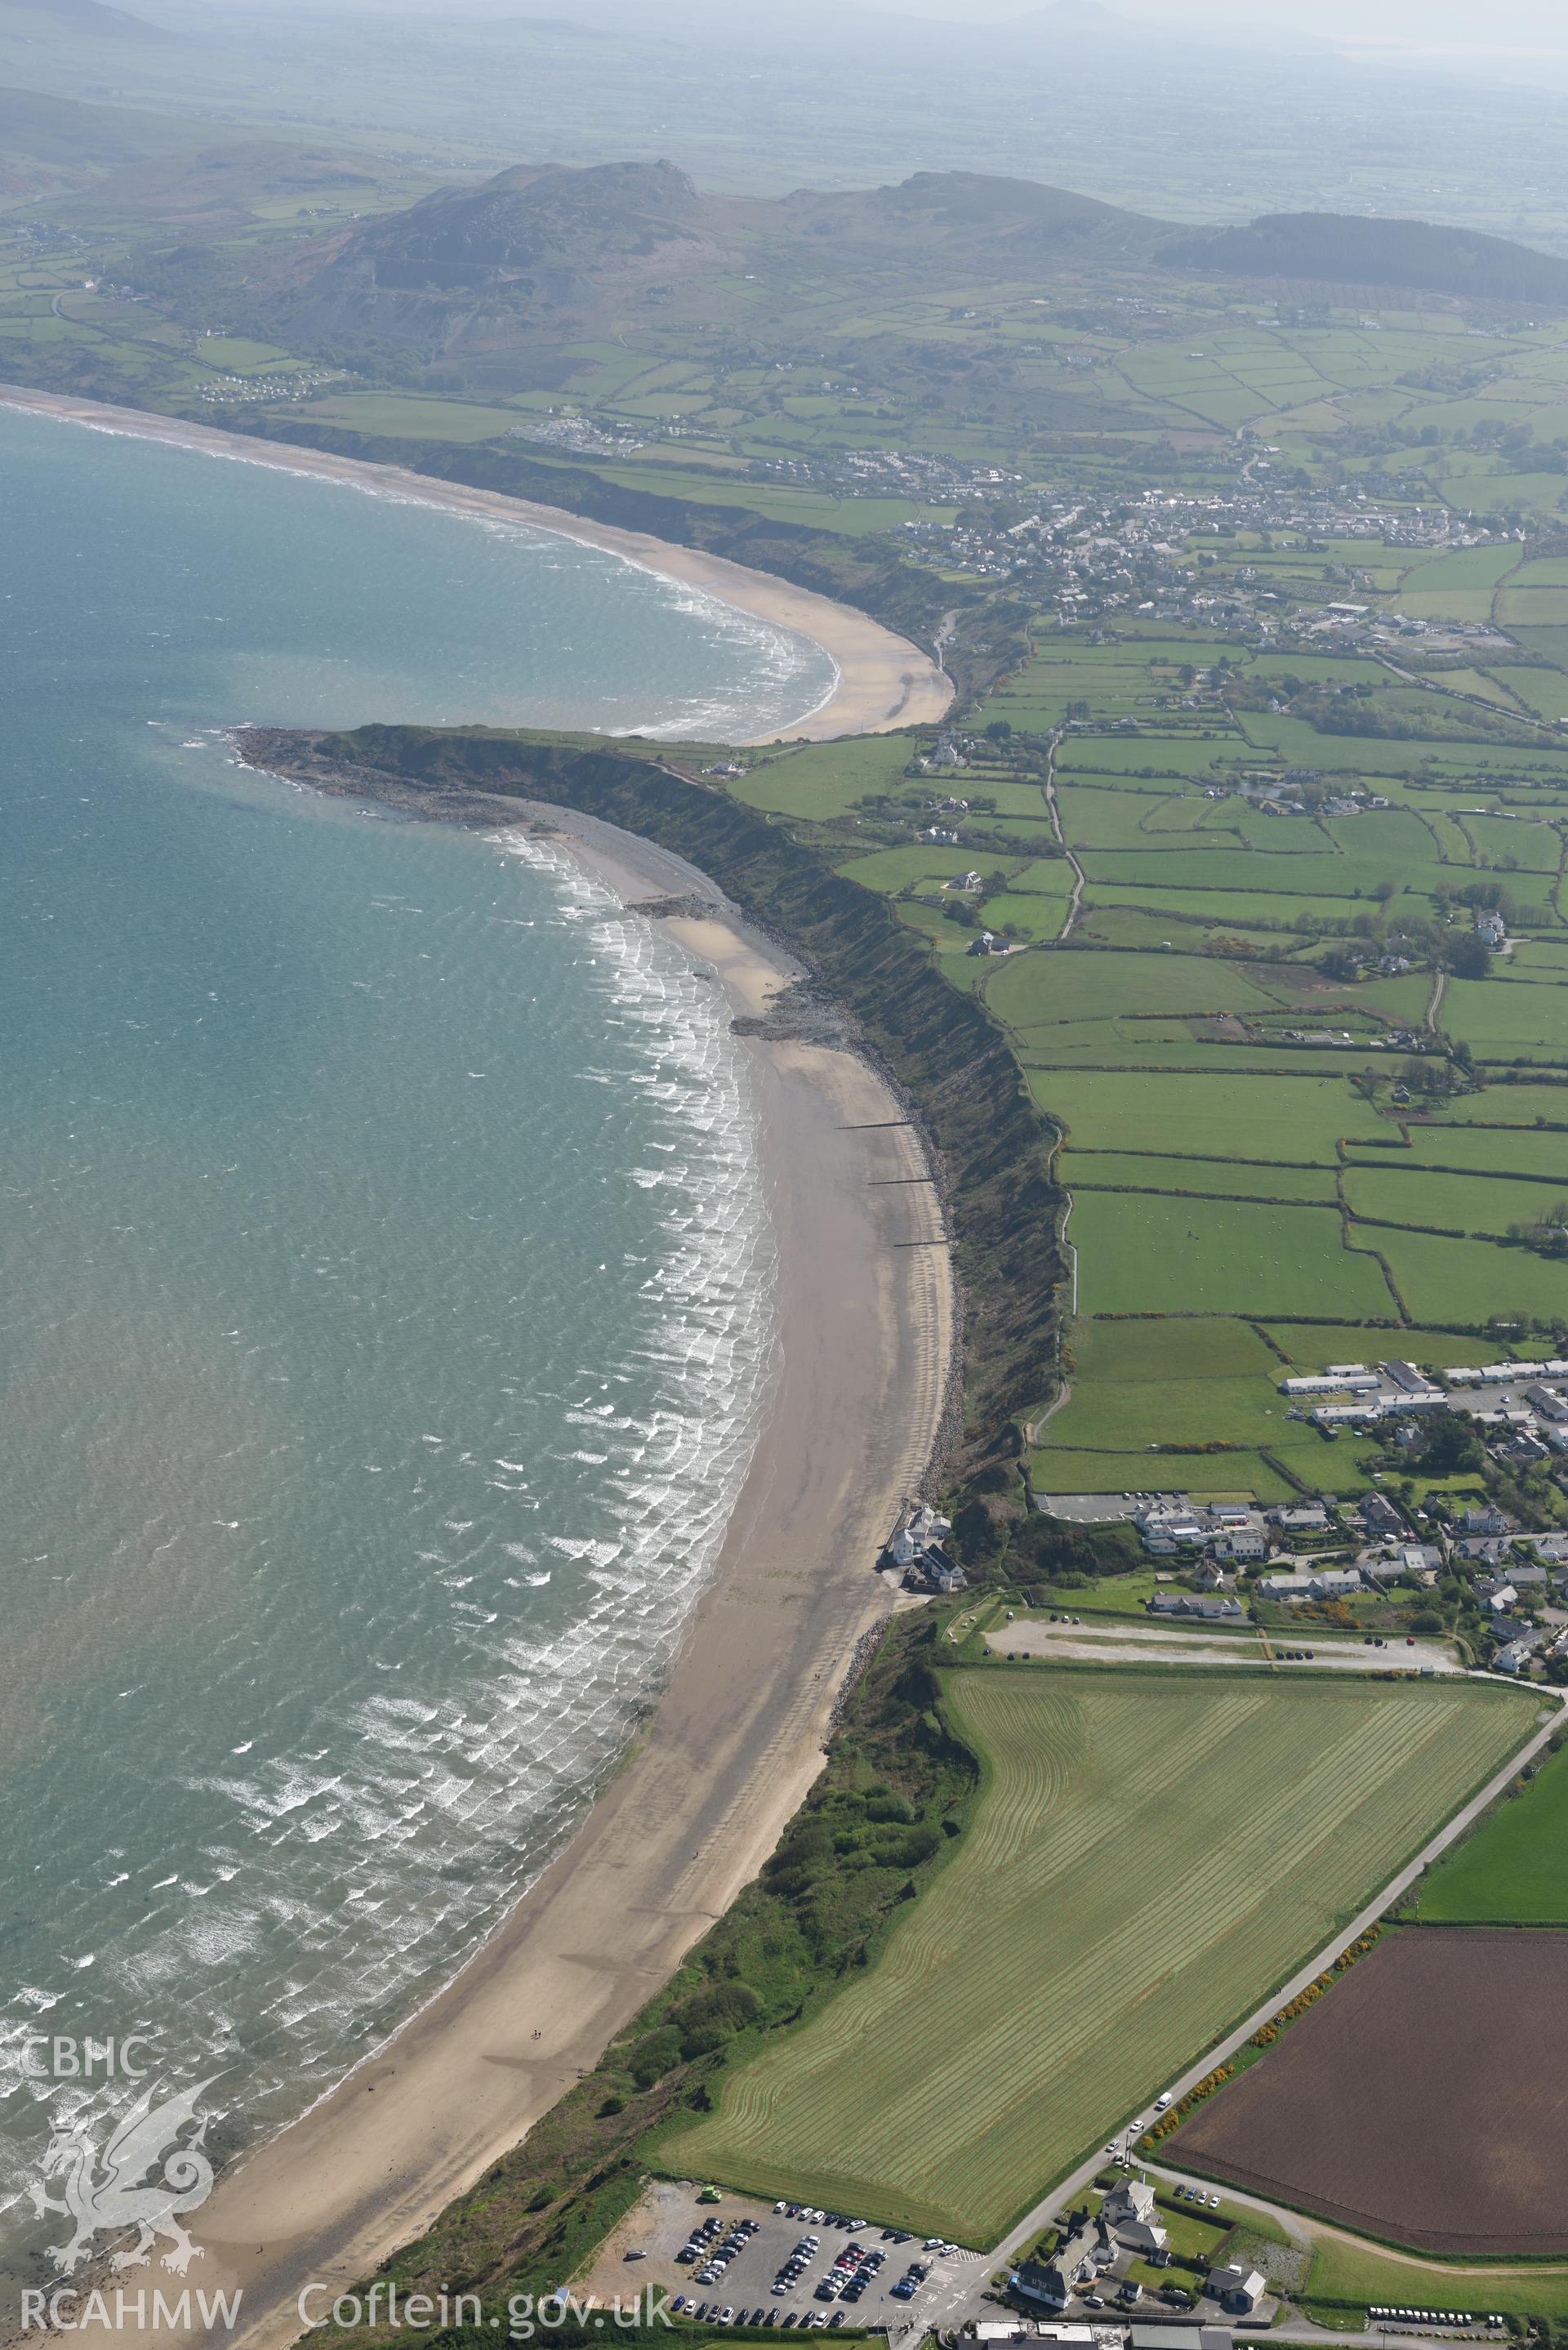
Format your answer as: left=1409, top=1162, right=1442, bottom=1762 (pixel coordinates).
left=1102, top=2179, right=1168, bottom=2257
left=889, top=1501, right=951, bottom=1568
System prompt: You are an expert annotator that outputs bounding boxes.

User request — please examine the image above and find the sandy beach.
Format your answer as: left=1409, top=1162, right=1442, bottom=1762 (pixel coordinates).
left=82, top=794, right=954, bottom=2350
left=0, top=385, right=952, bottom=744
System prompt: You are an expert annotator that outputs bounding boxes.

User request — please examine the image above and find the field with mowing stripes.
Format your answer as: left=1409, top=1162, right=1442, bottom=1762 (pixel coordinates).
left=662, top=1669, right=1535, bottom=2245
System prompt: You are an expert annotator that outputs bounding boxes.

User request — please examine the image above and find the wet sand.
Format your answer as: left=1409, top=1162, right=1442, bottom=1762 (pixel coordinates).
left=105, top=805, right=955, bottom=2350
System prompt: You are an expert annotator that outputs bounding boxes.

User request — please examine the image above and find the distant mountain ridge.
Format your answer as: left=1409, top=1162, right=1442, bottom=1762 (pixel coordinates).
left=220, top=156, right=1568, bottom=373
left=0, top=0, right=176, bottom=39
left=356, top=158, right=711, bottom=294
left=1166, top=212, right=1568, bottom=305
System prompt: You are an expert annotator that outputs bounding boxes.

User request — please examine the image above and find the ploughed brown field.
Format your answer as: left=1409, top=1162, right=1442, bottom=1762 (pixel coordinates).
left=1172, top=1928, right=1568, bottom=2254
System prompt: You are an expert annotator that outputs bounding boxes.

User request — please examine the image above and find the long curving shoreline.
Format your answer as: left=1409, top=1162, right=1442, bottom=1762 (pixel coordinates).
left=86, top=781, right=955, bottom=2350
left=0, top=384, right=953, bottom=745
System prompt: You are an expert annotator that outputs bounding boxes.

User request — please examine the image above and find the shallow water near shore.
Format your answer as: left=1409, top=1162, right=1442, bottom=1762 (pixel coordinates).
left=0, top=404, right=823, bottom=2259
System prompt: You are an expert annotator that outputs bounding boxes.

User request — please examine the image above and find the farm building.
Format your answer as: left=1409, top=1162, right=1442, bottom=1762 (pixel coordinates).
left=1207, top=2264, right=1267, bottom=2315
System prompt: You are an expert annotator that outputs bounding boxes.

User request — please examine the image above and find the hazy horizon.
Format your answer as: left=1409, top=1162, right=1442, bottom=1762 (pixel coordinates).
left=160, top=0, right=1568, bottom=42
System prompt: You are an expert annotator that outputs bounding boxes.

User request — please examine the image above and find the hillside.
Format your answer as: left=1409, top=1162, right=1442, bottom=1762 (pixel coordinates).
left=1165, top=211, right=1568, bottom=305
left=256, top=159, right=1159, bottom=358
left=222, top=159, right=1568, bottom=377
left=0, top=83, right=210, bottom=200
left=0, top=0, right=175, bottom=38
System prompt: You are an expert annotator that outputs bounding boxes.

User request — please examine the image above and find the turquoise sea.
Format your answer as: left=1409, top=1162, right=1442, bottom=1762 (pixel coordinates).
left=0, top=404, right=833, bottom=2244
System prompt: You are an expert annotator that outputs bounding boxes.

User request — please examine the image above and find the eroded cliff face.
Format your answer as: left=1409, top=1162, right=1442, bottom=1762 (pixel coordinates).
left=238, top=720, right=1066, bottom=1460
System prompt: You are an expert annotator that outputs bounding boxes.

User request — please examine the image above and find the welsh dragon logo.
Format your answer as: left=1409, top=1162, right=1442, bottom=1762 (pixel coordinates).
left=27, top=2077, right=219, bottom=2276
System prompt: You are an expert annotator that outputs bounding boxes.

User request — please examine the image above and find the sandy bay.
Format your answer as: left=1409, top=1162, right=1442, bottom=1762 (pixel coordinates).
left=77, top=773, right=956, bottom=2349
left=0, top=385, right=952, bottom=744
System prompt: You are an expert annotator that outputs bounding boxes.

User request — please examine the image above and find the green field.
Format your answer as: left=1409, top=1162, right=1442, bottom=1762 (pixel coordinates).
left=1034, top=1313, right=1317, bottom=1480
left=662, top=1669, right=1536, bottom=2245
left=1070, top=1191, right=1391, bottom=1318
left=987, top=947, right=1283, bottom=1034
left=1415, top=1741, right=1568, bottom=1923
left=1367, top=1225, right=1568, bottom=1323
left=1349, top=1126, right=1568, bottom=1179
left=1345, top=1163, right=1568, bottom=1237
left=1442, top=978, right=1568, bottom=1061
left=1301, top=2231, right=1568, bottom=2328
left=835, top=845, right=976, bottom=893
left=1063, top=1150, right=1340, bottom=1202
left=1030, top=1445, right=1302, bottom=1499
left=1426, top=1086, right=1568, bottom=1126
left=732, top=736, right=915, bottom=820
left=1035, top=1070, right=1385, bottom=1156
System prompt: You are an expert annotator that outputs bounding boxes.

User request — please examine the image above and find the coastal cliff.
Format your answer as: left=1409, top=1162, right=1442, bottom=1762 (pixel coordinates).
left=238, top=720, right=1064, bottom=1455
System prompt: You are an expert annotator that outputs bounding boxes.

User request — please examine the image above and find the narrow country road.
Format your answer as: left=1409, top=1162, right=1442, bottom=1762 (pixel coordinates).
left=1426, top=967, right=1447, bottom=1034
left=1043, top=730, right=1085, bottom=939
